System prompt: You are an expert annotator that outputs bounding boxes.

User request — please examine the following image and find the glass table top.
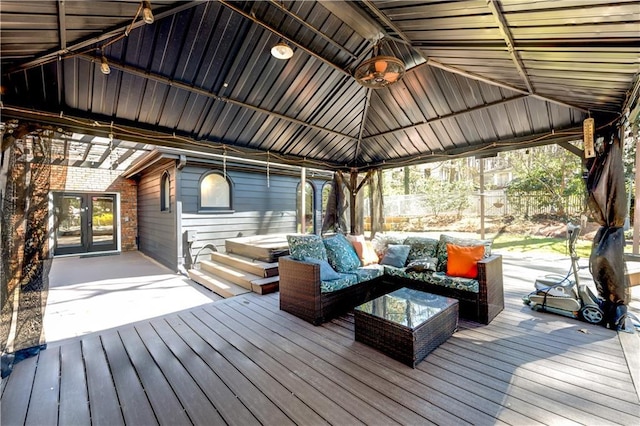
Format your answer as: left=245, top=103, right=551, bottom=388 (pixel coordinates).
left=354, top=288, right=456, bottom=330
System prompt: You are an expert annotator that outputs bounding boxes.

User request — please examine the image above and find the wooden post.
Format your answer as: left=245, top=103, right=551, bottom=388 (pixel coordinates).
left=479, top=158, right=485, bottom=239
left=350, top=170, right=358, bottom=234
left=634, top=131, right=640, bottom=254
left=301, top=167, right=306, bottom=234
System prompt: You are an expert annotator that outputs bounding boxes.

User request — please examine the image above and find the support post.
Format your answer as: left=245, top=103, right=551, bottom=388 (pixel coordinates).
left=301, top=167, right=306, bottom=234
left=479, top=158, right=485, bottom=239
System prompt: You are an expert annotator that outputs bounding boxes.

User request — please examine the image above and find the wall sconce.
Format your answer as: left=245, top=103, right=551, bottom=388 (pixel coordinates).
left=271, top=41, right=293, bottom=60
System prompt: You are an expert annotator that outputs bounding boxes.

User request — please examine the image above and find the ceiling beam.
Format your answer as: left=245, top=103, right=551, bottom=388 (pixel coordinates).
left=57, top=0, right=67, bottom=51
left=486, top=0, right=533, bottom=93
left=6, top=1, right=203, bottom=73
left=353, top=88, right=373, bottom=163
left=80, top=54, right=357, bottom=142
left=363, top=95, right=528, bottom=141
left=358, top=1, right=588, bottom=113
left=218, top=0, right=351, bottom=77
left=267, top=0, right=357, bottom=60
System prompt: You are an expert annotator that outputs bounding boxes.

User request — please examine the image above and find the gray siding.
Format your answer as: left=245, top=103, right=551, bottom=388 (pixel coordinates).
left=180, top=165, right=327, bottom=264
left=137, top=160, right=178, bottom=270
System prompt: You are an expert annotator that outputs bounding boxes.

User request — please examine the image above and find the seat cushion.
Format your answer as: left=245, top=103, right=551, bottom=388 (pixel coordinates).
left=287, top=234, right=328, bottom=261
left=320, top=273, right=359, bottom=293
left=323, top=233, right=361, bottom=272
left=345, top=264, right=384, bottom=282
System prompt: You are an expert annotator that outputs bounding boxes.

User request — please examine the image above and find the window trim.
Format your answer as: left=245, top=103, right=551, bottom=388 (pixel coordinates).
left=160, top=170, right=171, bottom=212
left=198, top=171, right=233, bottom=213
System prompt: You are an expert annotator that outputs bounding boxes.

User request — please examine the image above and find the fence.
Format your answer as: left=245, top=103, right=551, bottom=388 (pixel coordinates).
left=364, top=191, right=586, bottom=220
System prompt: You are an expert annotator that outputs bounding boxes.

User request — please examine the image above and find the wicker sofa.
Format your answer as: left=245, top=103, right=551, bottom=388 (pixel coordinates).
left=279, top=233, right=504, bottom=325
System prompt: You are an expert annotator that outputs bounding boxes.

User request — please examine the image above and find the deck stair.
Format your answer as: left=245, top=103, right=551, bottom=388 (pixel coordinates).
left=188, top=251, right=280, bottom=297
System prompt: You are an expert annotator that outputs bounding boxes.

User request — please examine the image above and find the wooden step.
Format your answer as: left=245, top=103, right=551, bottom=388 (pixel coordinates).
left=225, top=234, right=289, bottom=263
left=210, top=252, right=279, bottom=278
left=187, top=269, right=252, bottom=299
left=250, top=276, right=279, bottom=295
left=199, top=260, right=263, bottom=291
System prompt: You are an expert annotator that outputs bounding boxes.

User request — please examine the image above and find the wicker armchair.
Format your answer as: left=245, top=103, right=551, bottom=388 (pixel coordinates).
left=278, top=256, right=393, bottom=325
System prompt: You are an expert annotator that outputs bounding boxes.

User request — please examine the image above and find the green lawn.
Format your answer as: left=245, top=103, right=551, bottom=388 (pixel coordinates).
left=491, top=233, right=593, bottom=258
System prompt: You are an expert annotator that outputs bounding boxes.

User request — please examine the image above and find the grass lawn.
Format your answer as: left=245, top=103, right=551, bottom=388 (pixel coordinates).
left=491, top=233, right=593, bottom=258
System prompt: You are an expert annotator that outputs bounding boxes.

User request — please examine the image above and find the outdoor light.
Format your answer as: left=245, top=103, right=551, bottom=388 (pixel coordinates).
left=271, top=41, right=294, bottom=60
left=100, top=55, right=111, bottom=75
left=142, top=0, right=154, bottom=24
left=354, top=55, right=405, bottom=89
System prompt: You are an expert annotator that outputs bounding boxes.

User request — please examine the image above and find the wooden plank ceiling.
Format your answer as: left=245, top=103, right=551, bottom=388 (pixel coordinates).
left=1, top=1, right=638, bottom=171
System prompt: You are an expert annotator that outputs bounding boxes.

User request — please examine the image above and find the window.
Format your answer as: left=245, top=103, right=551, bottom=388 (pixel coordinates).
left=200, top=172, right=231, bottom=210
left=296, top=181, right=315, bottom=233
left=160, top=171, right=170, bottom=211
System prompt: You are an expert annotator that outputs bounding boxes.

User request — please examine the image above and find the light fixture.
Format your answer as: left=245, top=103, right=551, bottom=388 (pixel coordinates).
left=100, top=55, right=111, bottom=75
left=354, top=55, right=405, bottom=89
left=271, top=41, right=294, bottom=60
left=142, top=0, right=154, bottom=24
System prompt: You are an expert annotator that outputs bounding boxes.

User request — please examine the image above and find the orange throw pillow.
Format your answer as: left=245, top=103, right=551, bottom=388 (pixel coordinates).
left=352, top=240, right=379, bottom=266
left=446, top=243, right=485, bottom=278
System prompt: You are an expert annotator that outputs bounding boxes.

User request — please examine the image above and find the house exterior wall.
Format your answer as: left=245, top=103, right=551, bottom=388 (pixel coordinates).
left=49, top=165, right=138, bottom=252
left=136, top=160, right=178, bottom=270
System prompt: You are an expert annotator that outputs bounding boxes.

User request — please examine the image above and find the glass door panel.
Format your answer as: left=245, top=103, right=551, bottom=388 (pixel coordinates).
left=55, top=195, right=85, bottom=253
left=90, top=195, right=115, bottom=249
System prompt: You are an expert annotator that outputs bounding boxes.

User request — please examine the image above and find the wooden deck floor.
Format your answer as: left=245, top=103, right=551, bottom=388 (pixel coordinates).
left=2, top=256, right=640, bottom=425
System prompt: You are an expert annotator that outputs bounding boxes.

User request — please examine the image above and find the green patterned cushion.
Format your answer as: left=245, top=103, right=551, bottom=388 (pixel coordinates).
left=320, top=273, right=359, bottom=293
left=382, top=265, right=479, bottom=293
left=404, top=236, right=440, bottom=262
left=345, top=265, right=384, bottom=283
left=435, top=234, right=492, bottom=272
left=287, top=234, right=328, bottom=261
left=323, top=233, right=361, bottom=272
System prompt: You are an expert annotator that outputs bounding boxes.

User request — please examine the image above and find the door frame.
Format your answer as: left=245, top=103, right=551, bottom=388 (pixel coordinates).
left=50, top=192, right=121, bottom=256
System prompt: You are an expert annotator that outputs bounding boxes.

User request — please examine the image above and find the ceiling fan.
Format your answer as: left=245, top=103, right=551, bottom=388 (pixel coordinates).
left=354, top=40, right=405, bottom=89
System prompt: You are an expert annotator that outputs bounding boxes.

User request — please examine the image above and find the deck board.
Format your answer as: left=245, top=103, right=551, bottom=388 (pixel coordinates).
left=25, top=345, right=60, bottom=426
left=58, top=342, right=90, bottom=425
left=101, top=331, right=158, bottom=426
left=83, top=335, right=126, bottom=426
left=2, top=255, right=639, bottom=426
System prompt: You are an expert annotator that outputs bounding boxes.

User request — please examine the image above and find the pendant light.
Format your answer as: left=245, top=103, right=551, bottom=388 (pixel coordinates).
left=271, top=41, right=294, bottom=60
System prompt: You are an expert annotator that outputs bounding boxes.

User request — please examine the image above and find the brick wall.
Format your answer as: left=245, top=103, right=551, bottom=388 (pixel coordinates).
left=49, top=166, right=138, bottom=251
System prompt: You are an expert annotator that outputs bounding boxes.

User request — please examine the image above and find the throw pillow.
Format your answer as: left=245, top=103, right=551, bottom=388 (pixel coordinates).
left=351, top=240, right=379, bottom=266
left=303, top=256, right=341, bottom=281
left=323, top=233, right=362, bottom=272
left=287, top=234, right=328, bottom=261
left=404, top=236, right=440, bottom=263
left=380, top=244, right=411, bottom=268
left=446, top=243, right=485, bottom=278
left=405, top=257, right=438, bottom=273
left=436, top=234, right=492, bottom=272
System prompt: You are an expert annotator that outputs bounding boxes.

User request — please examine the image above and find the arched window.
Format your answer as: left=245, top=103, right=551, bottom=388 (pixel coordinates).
left=200, top=172, right=231, bottom=210
left=296, top=181, right=315, bottom=233
left=160, top=171, right=170, bottom=212
left=321, top=181, right=332, bottom=224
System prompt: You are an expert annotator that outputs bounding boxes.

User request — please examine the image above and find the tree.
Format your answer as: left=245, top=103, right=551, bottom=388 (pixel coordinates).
left=503, top=144, right=584, bottom=217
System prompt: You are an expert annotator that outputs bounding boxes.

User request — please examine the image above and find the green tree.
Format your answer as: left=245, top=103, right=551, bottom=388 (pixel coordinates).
left=504, top=144, right=584, bottom=217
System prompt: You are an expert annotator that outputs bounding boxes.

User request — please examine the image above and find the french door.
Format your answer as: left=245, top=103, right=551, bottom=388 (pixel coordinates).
left=53, top=193, right=118, bottom=255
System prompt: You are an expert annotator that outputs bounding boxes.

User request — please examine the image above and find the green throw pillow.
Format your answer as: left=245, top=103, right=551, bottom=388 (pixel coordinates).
left=323, top=233, right=361, bottom=272
left=287, top=234, right=328, bottom=261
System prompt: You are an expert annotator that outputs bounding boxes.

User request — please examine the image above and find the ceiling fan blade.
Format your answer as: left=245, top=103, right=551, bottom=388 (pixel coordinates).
left=374, top=60, right=388, bottom=73
left=385, top=72, right=400, bottom=83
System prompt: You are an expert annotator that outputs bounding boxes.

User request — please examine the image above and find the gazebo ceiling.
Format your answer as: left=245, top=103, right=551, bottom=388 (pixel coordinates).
left=1, top=1, right=638, bottom=171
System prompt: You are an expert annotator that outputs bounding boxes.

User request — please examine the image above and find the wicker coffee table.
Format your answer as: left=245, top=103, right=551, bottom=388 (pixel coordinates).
left=354, top=287, right=458, bottom=368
